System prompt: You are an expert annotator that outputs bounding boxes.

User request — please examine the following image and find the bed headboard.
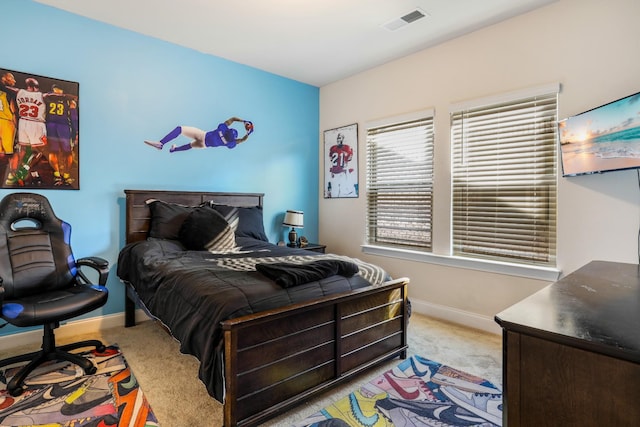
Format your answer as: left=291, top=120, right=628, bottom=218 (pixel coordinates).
left=124, top=189, right=264, bottom=244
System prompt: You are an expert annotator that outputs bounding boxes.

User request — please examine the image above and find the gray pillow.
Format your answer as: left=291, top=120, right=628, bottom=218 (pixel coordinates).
left=179, top=206, right=236, bottom=251
left=207, top=203, right=269, bottom=242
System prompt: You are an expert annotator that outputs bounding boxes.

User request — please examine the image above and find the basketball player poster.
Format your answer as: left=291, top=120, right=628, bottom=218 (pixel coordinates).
left=0, top=67, right=80, bottom=190
left=324, top=123, right=358, bottom=198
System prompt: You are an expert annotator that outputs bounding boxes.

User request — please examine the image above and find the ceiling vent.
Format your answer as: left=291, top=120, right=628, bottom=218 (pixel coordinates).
left=382, top=8, right=429, bottom=31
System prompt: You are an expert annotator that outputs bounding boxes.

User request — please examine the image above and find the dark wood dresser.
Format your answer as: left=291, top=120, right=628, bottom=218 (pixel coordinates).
left=495, top=260, right=640, bottom=426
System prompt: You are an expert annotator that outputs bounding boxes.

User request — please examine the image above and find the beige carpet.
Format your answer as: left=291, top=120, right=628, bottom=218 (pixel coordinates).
left=0, top=313, right=502, bottom=426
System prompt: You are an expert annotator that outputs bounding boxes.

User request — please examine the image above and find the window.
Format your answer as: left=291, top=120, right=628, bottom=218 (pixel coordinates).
left=450, top=84, right=558, bottom=266
left=366, top=110, right=434, bottom=251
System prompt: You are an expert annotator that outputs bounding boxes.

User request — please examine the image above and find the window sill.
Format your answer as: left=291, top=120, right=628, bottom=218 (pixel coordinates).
left=361, top=245, right=561, bottom=282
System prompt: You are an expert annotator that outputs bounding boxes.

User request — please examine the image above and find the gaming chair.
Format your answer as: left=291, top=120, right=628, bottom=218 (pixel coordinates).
left=0, top=192, right=109, bottom=396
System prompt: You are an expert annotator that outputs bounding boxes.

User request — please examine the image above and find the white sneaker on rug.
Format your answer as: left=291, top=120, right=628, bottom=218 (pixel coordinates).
left=432, top=365, right=501, bottom=394
left=441, top=385, right=502, bottom=426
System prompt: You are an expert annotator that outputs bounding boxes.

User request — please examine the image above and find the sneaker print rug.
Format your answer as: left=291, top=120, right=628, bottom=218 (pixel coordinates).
left=0, top=344, right=158, bottom=427
left=294, top=355, right=502, bottom=427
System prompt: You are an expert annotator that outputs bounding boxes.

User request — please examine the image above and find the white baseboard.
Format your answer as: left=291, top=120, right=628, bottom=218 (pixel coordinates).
left=0, top=310, right=151, bottom=351
left=410, top=298, right=502, bottom=336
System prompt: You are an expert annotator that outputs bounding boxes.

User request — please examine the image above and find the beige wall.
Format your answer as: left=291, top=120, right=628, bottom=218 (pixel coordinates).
left=319, top=0, right=640, bottom=333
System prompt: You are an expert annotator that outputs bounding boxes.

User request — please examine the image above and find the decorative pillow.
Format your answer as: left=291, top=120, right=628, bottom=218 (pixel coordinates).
left=207, top=203, right=269, bottom=242
left=179, top=206, right=236, bottom=251
left=147, top=199, right=193, bottom=240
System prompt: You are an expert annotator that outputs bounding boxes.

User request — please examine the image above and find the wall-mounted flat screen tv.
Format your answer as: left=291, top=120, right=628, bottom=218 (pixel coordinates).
left=558, top=91, right=640, bottom=176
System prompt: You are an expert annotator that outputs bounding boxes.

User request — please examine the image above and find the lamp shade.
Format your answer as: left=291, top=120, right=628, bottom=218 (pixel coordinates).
left=282, top=210, right=304, bottom=228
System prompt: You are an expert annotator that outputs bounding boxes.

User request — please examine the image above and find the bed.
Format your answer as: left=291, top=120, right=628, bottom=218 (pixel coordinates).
left=117, top=189, right=410, bottom=427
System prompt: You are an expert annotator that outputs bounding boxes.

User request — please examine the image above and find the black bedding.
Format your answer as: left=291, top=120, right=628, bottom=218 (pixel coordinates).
left=255, top=258, right=360, bottom=288
left=117, top=236, right=390, bottom=401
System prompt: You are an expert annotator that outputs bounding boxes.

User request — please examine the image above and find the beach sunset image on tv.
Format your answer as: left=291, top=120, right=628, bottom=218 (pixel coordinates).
left=559, top=91, right=640, bottom=176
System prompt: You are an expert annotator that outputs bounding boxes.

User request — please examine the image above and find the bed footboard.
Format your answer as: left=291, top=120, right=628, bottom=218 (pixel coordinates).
left=222, top=277, right=409, bottom=427
left=121, top=190, right=410, bottom=426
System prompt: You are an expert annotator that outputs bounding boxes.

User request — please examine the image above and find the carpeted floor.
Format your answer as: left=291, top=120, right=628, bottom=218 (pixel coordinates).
left=0, top=313, right=502, bottom=426
left=0, top=345, right=158, bottom=426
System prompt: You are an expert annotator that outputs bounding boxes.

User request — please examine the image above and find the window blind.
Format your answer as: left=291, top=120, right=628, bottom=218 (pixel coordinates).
left=366, top=116, right=433, bottom=250
left=451, top=90, right=558, bottom=265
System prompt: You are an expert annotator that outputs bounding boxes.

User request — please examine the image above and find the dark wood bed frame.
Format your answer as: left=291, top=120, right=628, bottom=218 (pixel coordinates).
left=122, top=189, right=410, bottom=427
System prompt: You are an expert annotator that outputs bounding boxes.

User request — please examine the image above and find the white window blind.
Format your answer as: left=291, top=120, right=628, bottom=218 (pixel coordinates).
left=451, top=88, right=558, bottom=266
left=366, top=114, right=434, bottom=250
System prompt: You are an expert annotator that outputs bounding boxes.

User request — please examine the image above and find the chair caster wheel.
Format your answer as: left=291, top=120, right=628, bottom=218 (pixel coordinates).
left=9, top=387, right=24, bottom=397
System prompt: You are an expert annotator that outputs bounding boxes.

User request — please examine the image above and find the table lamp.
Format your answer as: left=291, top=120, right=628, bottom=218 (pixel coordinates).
left=283, top=210, right=303, bottom=247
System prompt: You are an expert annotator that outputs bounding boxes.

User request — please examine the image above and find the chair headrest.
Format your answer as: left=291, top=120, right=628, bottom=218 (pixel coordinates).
left=0, top=193, right=61, bottom=230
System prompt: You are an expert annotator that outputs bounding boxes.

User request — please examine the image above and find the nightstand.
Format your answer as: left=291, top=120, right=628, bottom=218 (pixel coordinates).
left=300, top=243, right=326, bottom=253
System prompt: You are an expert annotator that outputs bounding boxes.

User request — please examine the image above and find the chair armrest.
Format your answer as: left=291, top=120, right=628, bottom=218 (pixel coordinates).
left=76, top=257, right=109, bottom=286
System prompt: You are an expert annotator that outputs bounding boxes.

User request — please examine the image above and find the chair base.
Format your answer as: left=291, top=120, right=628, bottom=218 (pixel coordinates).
left=0, top=324, right=105, bottom=396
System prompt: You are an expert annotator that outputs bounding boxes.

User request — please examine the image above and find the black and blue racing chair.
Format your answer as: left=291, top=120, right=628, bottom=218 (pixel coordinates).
left=0, top=192, right=109, bottom=396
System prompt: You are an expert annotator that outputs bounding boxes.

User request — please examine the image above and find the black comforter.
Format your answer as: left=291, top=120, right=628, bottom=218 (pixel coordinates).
left=117, top=236, right=390, bottom=401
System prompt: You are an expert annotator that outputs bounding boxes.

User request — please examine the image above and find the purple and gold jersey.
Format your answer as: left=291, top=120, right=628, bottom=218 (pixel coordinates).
left=45, top=93, right=71, bottom=125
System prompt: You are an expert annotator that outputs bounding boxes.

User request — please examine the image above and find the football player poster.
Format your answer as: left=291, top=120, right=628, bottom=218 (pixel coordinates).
left=0, top=67, right=80, bottom=190
left=324, top=123, right=358, bottom=198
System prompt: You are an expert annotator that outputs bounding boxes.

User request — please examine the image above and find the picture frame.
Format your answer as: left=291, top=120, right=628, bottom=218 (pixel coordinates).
left=0, top=67, right=80, bottom=189
left=324, top=123, right=358, bottom=198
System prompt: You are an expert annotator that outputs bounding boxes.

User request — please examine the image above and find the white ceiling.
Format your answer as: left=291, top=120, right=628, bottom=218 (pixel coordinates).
left=35, top=0, right=556, bottom=87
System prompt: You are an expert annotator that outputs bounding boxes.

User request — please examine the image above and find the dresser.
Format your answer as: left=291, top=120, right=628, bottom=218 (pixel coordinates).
left=495, top=260, right=640, bottom=426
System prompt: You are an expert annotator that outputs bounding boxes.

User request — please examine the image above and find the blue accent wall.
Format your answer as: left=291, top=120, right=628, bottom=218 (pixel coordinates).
left=0, top=0, right=319, bottom=336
